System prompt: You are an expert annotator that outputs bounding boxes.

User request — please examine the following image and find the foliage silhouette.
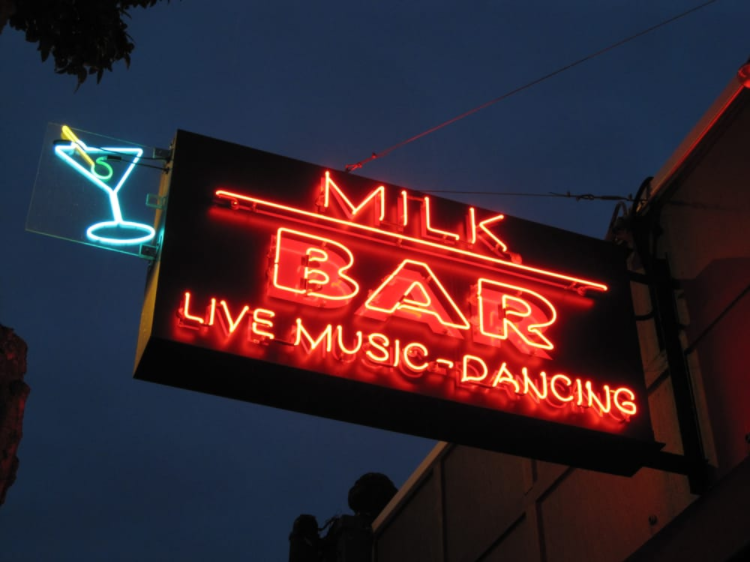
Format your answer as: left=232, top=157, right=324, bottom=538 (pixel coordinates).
left=0, top=0, right=173, bottom=89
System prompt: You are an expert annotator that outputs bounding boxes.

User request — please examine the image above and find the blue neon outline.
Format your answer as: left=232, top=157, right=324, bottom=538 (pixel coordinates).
left=54, top=139, right=156, bottom=247
left=54, top=142, right=143, bottom=194
left=86, top=221, right=156, bottom=246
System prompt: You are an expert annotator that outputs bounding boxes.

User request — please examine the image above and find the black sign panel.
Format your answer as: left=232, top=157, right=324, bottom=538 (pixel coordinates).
left=135, top=130, right=661, bottom=475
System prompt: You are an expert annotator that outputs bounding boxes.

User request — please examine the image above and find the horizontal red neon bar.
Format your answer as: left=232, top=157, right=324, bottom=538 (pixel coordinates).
left=214, top=189, right=609, bottom=293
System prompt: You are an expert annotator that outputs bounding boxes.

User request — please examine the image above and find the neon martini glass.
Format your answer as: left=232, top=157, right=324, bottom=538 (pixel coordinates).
left=54, top=125, right=156, bottom=246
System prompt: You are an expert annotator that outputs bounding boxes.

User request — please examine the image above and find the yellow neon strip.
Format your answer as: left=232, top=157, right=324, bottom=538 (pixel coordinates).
left=61, top=125, right=96, bottom=169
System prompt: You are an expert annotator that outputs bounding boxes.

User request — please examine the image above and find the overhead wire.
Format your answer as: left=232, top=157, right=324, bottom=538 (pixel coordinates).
left=421, top=190, right=635, bottom=202
left=344, top=0, right=721, bottom=173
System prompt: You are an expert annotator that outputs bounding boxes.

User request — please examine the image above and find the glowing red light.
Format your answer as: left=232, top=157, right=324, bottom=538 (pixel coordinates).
left=362, top=259, right=470, bottom=337
left=271, top=228, right=360, bottom=306
left=191, top=174, right=642, bottom=430
left=214, top=186, right=609, bottom=294
left=475, top=279, right=557, bottom=358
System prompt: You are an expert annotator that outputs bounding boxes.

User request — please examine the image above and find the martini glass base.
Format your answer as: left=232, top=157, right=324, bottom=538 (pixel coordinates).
left=86, top=221, right=156, bottom=246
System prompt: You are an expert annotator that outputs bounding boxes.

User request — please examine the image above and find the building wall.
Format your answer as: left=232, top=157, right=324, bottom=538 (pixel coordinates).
left=372, top=80, right=750, bottom=562
left=657, top=95, right=750, bottom=476
left=374, top=446, right=693, bottom=562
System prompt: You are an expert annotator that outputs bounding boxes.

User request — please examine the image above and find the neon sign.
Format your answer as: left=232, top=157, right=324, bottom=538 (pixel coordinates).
left=54, top=125, right=156, bottom=246
left=176, top=293, right=636, bottom=421
left=135, top=131, right=659, bottom=475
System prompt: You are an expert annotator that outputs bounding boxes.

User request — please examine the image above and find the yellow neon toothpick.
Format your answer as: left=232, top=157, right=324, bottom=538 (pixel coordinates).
left=61, top=125, right=96, bottom=169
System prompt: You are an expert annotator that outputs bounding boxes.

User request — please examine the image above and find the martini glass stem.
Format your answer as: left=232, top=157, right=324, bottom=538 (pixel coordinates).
left=108, top=191, right=124, bottom=224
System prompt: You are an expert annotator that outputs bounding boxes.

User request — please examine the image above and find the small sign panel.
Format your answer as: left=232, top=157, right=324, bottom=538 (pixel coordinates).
left=27, top=123, right=162, bottom=258
left=135, top=131, right=661, bottom=475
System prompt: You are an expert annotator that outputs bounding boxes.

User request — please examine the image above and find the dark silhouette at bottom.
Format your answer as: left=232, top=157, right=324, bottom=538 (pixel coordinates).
left=290, top=472, right=397, bottom=562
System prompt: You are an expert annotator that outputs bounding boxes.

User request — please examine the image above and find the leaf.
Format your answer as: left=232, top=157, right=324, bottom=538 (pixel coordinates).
left=39, top=41, right=51, bottom=62
left=77, top=66, right=87, bottom=86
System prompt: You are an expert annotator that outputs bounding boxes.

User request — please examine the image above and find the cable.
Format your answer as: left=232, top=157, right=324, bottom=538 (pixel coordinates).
left=344, top=0, right=721, bottom=173
left=112, top=159, right=167, bottom=172
left=422, top=190, right=634, bottom=202
left=96, top=154, right=168, bottom=171
left=95, top=146, right=170, bottom=161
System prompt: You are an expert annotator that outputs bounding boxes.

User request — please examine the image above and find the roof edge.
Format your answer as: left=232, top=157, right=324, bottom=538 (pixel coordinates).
left=643, top=61, right=750, bottom=210
left=372, top=441, right=452, bottom=534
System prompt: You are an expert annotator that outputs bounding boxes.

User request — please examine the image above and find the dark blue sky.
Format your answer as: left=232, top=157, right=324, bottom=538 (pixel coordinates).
left=1, top=1, right=748, bottom=559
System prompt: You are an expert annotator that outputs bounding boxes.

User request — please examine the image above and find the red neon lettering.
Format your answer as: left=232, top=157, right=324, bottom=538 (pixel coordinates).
left=477, top=214, right=508, bottom=255
left=251, top=308, right=275, bottom=340
left=461, top=355, right=488, bottom=383
left=271, top=228, right=359, bottom=307
left=179, top=292, right=278, bottom=339
left=523, top=368, right=548, bottom=402
left=402, top=342, right=429, bottom=373
left=475, top=279, right=557, bottom=358
left=361, top=260, right=470, bottom=337
left=294, top=320, right=333, bottom=353
left=304, top=248, right=331, bottom=286
left=399, top=190, right=408, bottom=227
left=614, top=387, right=637, bottom=417
left=323, top=172, right=385, bottom=223
left=456, top=354, right=638, bottom=421
left=467, top=208, right=477, bottom=245
left=207, top=298, right=217, bottom=326
left=336, top=326, right=363, bottom=355
left=215, top=189, right=609, bottom=294
left=219, top=300, right=250, bottom=334
left=550, top=374, right=574, bottom=403
left=421, top=196, right=460, bottom=241
left=365, top=333, right=390, bottom=364
left=178, top=293, right=278, bottom=344
left=575, top=379, right=584, bottom=406
left=177, top=291, right=641, bottom=423
left=180, top=291, right=207, bottom=325
left=491, top=362, right=520, bottom=393
left=586, top=381, right=612, bottom=415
